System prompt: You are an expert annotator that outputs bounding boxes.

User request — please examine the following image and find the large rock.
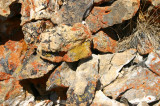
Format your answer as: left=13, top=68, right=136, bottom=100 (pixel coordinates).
left=103, top=66, right=160, bottom=104
left=37, top=23, right=92, bottom=62
left=99, top=49, right=136, bottom=86
left=86, top=0, right=140, bottom=32
left=145, top=51, right=160, bottom=76
left=67, top=54, right=99, bottom=105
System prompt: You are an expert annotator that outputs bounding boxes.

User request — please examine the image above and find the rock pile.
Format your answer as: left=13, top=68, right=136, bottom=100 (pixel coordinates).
left=0, top=0, right=160, bottom=105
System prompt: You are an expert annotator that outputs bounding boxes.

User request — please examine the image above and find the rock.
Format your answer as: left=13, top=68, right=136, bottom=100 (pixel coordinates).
left=37, top=23, right=92, bottom=62
left=94, top=0, right=115, bottom=5
left=13, top=55, right=56, bottom=80
left=46, top=62, right=76, bottom=91
left=0, top=0, right=16, bottom=17
left=66, top=54, right=99, bottom=105
left=149, top=0, right=160, bottom=7
left=91, top=90, right=125, bottom=106
left=0, top=40, right=27, bottom=74
left=93, top=31, right=117, bottom=53
left=19, top=0, right=56, bottom=25
left=86, top=0, right=140, bottom=32
left=0, top=78, right=24, bottom=104
left=153, top=101, right=160, bottom=106
left=103, top=66, right=160, bottom=104
left=145, top=51, right=160, bottom=76
left=99, top=49, right=136, bottom=86
left=22, top=20, right=53, bottom=46
left=51, top=0, right=93, bottom=25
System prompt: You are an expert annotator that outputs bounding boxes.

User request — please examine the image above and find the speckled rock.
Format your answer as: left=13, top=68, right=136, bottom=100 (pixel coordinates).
left=93, top=31, right=117, bottom=53
left=13, top=55, right=57, bottom=80
left=103, top=66, right=160, bottom=104
left=37, top=23, right=92, bottom=62
left=46, top=62, right=76, bottom=91
left=149, top=0, right=160, bottom=7
left=99, top=49, right=136, bottom=86
left=22, top=20, right=54, bottom=46
left=86, top=0, right=140, bottom=32
left=0, top=40, right=27, bottom=74
left=67, top=54, right=99, bottom=105
left=145, top=51, right=160, bottom=76
left=91, top=90, right=125, bottom=106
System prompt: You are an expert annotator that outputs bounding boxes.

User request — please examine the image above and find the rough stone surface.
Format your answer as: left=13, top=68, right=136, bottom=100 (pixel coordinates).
left=145, top=51, right=160, bottom=76
left=91, top=90, right=125, bottom=106
left=86, top=0, right=140, bottom=32
left=93, top=31, right=117, bottom=53
left=103, top=66, right=160, bottom=104
left=37, top=23, right=92, bottom=62
left=67, top=54, right=99, bottom=105
left=99, top=49, right=136, bottom=86
left=46, top=62, right=76, bottom=91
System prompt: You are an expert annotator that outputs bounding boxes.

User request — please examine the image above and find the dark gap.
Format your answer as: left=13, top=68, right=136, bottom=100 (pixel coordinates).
left=66, top=61, right=79, bottom=71
left=148, top=99, right=160, bottom=106
left=98, top=0, right=116, bottom=7
left=30, top=83, right=40, bottom=98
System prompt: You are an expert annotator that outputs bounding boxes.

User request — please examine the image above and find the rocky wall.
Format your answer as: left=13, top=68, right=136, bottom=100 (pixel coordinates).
left=0, top=0, right=160, bottom=106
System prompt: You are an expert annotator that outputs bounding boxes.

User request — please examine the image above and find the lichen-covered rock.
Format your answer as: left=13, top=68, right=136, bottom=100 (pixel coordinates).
left=46, top=62, right=76, bottom=91
left=37, top=23, right=92, bottom=62
left=22, top=20, right=54, bottom=46
left=91, top=90, right=125, bottom=106
left=93, top=31, right=117, bottom=53
left=51, top=0, right=93, bottom=25
left=67, top=54, right=99, bottom=105
left=13, top=55, right=56, bottom=80
left=103, top=66, right=160, bottom=104
left=0, top=40, right=27, bottom=74
left=86, top=0, right=140, bottom=32
left=145, top=51, right=160, bottom=76
left=99, top=49, right=136, bottom=86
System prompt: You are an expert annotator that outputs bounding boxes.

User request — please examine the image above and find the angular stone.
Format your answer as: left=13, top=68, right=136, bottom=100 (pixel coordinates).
left=51, top=0, right=93, bottom=25
left=13, top=55, right=56, bottom=80
left=93, top=31, right=117, bottom=53
left=137, top=101, right=149, bottom=106
left=0, top=40, right=27, bottom=74
left=99, top=49, right=136, bottom=86
left=91, top=90, right=125, bottom=106
left=46, top=62, right=76, bottom=91
left=37, top=23, right=92, bottom=62
left=22, top=20, right=53, bottom=46
left=103, top=67, right=160, bottom=104
left=86, top=0, right=140, bottom=32
left=149, top=0, right=160, bottom=7
left=145, top=51, right=160, bottom=76
left=67, top=54, right=99, bottom=105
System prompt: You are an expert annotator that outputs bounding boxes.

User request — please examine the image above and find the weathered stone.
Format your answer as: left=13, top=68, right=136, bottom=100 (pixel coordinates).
left=0, top=40, right=27, bottom=74
left=67, top=54, right=99, bottom=105
left=86, top=0, right=140, bottom=32
left=149, top=0, right=160, bottom=7
left=145, top=51, right=160, bottom=76
left=51, top=0, right=93, bottom=25
left=103, top=66, right=160, bottom=104
left=13, top=55, right=56, bottom=80
left=0, top=0, right=16, bottom=17
left=93, top=31, right=117, bottom=53
left=99, top=49, right=136, bottom=86
left=22, top=20, right=53, bottom=46
left=137, top=101, right=149, bottom=106
left=46, top=62, right=76, bottom=91
left=37, top=23, right=92, bottom=62
left=0, top=78, right=24, bottom=104
left=91, top=90, right=125, bottom=106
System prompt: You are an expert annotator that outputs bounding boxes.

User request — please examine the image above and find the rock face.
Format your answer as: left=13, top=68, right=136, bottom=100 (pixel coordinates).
left=0, top=0, right=160, bottom=105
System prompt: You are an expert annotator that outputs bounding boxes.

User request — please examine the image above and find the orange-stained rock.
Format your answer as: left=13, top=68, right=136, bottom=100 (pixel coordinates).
left=93, top=31, right=117, bottom=53
left=145, top=51, right=160, bottom=76
left=103, top=67, right=160, bottom=104
left=0, top=40, right=27, bottom=74
left=86, top=0, right=140, bottom=32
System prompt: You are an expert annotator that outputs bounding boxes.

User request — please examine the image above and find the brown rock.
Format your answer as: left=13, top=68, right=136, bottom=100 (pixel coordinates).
left=93, top=31, right=117, bottom=53
left=86, top=0, right=140, bottom=32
